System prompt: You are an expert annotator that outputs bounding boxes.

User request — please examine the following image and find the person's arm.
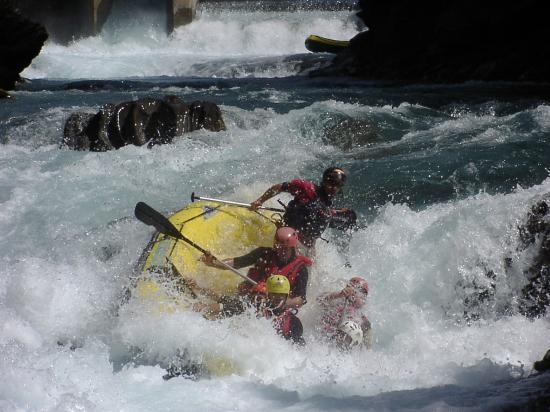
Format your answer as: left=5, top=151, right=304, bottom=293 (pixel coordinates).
left=318, top=286, right=360, bottom=304
left=184, top=277, right=222, bottom=301
left=320, top=287, right=350, bottom=301
left=284, top=295, right=304, bottom=309
left=250, top=183, right=285, bottom=210
left=285, top=268, right=308, bottom=309
left=202, top=247, right=268, bottom=272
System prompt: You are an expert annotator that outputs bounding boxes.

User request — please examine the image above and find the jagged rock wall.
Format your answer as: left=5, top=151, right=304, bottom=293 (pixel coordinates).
left=319, top=0, right=550, bottom=83
left=516, top=199, right=550, bottom=318
left=0, top=1, right=47, bottom=92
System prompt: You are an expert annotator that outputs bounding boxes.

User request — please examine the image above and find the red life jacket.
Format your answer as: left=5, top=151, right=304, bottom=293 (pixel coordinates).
left=272, top=310, right=304, bottom=343
left=248, top=250, right=312, bottom=287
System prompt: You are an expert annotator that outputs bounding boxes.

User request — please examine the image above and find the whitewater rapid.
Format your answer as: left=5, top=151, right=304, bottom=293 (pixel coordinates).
left=2, top=3, right=550, bottom=411
left=23, top=6, right=360, bottom=80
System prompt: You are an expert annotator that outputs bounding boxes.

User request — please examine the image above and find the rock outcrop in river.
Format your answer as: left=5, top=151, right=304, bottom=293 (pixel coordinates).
left=316, top=0, right=550, bottom=83
left=63, top=96, right=226, bottom=151
left=516, top=199, right=550, bottom=318
left=0, top=1, right=47, bottom=96
left=458, top=197, right=550, bottom=322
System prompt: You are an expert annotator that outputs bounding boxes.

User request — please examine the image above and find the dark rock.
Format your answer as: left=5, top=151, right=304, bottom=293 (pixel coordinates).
left=94, top=104, right=117, bottom=151
left=322, top=117, right=381, bottom=150
left=63, top=112, right=95, bottom=150
left=516, top=199, right=550, bottom=318
left=314, top=0, right=550, bottom=83
left=62, top=96, right=226, bottom=151
left=111, top=102, right=134, bottom=148
left=534, top=349, right=550, bottom=373
left=164, top=94, right=191, bottom=136
left=0, top=1, right=48, bottom=90
left=468, top=198, right=550, bottom=321
left=188, top=101, right=226, bottom=133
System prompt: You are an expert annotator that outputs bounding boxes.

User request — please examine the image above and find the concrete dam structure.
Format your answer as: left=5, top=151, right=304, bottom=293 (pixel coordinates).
left=9, top=0, right=198, bottom=44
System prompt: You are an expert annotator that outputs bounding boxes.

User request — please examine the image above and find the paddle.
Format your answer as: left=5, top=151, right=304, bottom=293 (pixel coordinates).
left=191, top=192, right=285, bottom=213
left=134, top=201, right=257, bottom=285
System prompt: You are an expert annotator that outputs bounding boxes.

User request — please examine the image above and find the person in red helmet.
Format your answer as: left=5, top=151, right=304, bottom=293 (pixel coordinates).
left=249, top=167, right=357, bottom=251
left=201, top=226, right=312, bottom=309
left=317, top=276, right=373, bottom=349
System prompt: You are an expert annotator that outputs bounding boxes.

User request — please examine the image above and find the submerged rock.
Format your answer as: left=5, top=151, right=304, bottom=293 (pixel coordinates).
left=62, top=95, right=226, bottom=151
left=314, top=0, right=550, bottom=83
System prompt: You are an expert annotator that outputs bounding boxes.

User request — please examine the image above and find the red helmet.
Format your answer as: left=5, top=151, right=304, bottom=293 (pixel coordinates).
left=349, top=277, right=369, bottom=295
left=274, top=227, right=298, bottom=248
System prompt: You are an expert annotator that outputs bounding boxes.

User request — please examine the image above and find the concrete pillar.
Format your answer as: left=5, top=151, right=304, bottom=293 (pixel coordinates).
left=167, top=0, right=198, bottom=33
left=91, top=0, right=114, bottom=35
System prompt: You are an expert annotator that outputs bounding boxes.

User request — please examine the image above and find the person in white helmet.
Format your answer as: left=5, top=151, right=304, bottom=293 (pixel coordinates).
left=317, top=276, right=373, bottom=349
left=334, top=320, right=364, bottom=350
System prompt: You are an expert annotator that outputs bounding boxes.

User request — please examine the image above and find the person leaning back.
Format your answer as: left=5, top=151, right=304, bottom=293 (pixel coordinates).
left=250, top=167, right=357, bottom=252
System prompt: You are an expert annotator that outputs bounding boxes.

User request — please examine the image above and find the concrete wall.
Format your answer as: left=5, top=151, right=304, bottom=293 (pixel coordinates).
left=10, top=0, right=114, bottom=43
left=168, top=0, right=198, bottom=32
left=9, top=0, right=197, bottom=44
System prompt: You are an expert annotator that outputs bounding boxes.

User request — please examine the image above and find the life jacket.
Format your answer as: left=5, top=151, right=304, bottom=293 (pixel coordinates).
left=272, top=310, right=304, bottom=344
left=319, top=297, right=369, bottom=337
left=284, top=194, right=333, bottom=242
left=283, top=181, right=340, bottom=247
left=248, top=250, right=312, bottom=288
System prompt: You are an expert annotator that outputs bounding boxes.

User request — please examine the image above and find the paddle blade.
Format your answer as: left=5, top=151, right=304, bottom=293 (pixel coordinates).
left=134, top=202, right=183, bottom=240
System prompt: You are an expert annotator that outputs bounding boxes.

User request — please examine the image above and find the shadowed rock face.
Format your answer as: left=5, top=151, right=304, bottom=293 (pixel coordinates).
left=316, top=0, right=550, bottom=83
left=516, top=199, right=550, bottom=318
left=63, top=96, right=226, bottom=151
left=0, top=1, right=47, bottom=93
left=456, top=199, right=550, bottom=323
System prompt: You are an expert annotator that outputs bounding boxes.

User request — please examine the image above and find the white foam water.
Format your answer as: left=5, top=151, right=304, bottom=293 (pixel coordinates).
left=2, top=5, right=550, bottom=411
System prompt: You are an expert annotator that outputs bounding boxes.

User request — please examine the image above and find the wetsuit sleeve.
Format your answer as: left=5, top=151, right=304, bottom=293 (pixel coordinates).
left=232, top=247, right=271, bottom=269
left=285, top=179, right=317, bottom=204
left=290, top=267, right=308, bottom=301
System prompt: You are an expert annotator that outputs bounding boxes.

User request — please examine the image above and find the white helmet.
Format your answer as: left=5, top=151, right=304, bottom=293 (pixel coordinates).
left=338, top=321, right=363, bottom=347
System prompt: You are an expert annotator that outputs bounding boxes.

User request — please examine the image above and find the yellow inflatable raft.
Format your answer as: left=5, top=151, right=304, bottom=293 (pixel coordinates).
left=133, top=200, right=278, bottom=308
left=130, top=200, right=279, bottom=376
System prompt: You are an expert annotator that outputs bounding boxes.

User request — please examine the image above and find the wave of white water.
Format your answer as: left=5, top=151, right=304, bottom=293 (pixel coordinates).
left=1, top=94, right=549, bottom=410
left=23, top=8, right=360, bottom=80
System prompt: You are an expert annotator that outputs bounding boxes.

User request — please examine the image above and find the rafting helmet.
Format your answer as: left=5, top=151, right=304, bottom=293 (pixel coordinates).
left=274, top=227, right=298, bottom=248
left=266, top=274, right=290, bottom=295
left=339, top=320, right=363, bottom=346
left=322, top=167, right=347, bottom=187
left=349, top=277, right=369, bottom=295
